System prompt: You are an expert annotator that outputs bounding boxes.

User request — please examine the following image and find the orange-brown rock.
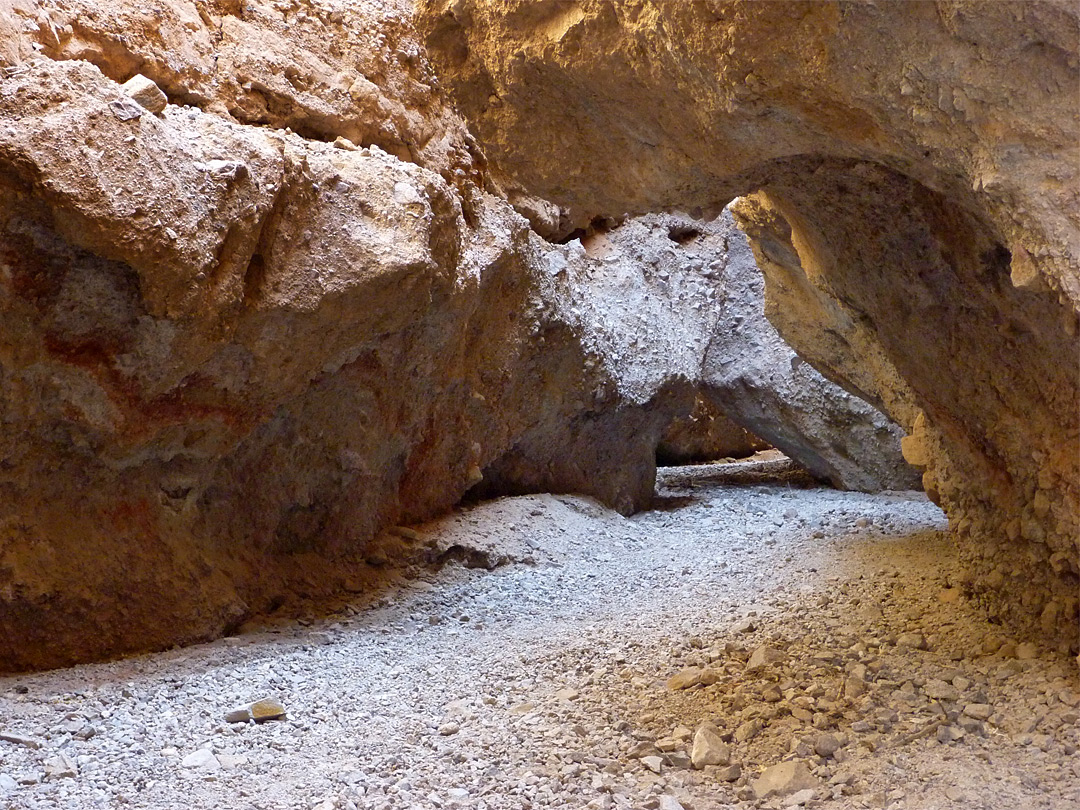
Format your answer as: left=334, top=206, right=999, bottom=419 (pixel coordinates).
left=657, top=394, right=769, bottom=466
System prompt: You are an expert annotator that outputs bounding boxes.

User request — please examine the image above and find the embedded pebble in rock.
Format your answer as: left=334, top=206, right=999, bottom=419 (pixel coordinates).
left=120, top=73, right=168, bottom=114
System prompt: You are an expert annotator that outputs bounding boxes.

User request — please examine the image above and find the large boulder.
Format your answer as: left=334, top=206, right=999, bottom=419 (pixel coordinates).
left=704, top=211, right=922, bottom=492
left=0, top=45, right=701, bottom=669
left=1, top=5, right=802, bottom=667
left=416, top=0, right=1080, bottom=650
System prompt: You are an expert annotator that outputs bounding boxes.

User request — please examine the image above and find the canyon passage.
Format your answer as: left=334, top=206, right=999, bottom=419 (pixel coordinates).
left=0, top=1, right=1077, bottom=808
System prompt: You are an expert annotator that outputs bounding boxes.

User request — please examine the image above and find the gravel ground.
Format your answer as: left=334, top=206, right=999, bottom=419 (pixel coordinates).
left=1, top=456, right=1078, bottom=810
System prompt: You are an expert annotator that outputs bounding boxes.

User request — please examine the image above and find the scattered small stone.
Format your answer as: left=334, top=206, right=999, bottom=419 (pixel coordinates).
left=717, top=763, right=742, bottom=782
left=0, top=731, right=41, bottom=749
left=181, top=749, right=220, bottom=770
left=785, top=788, right=817, bottom=806
left=924, top=679, right=960, bottom=702
left=628, top=741, right=661, bottom=758
left=844, top=676, right=868, bottom=698
left=225, top=698, right=286, bottom=724
left=43, top=754, right=77, bottom=780
left=121, top=74, right=167, bottom=113
left=446, top=787, right=470, bottom=801
left=555, top=687, right=580, bottom=701
left=963, top=703, right=993, bottom=721
left=658, top=796, right=685, bottom=810
left=690, top=723, right=730, bottom=769
left=814, top=732, right=841, bottom=758
left=438, top=722, right=461, bottom=736
left=944, top=786, right=965, bottom=801
left=746, top=645, right=787, bottom=670
left=733, top=617, right=757, bottom=633
left=1015, top=642, right=1038, bottom=660
left=667, top=667, right=704, bottom=690
left=642, top=756, right=664, bottom=774
left=216, top=754, right=248, bottom=770
left=0, top=774, right=16, bottom=794
left=735, top=718, right=764, bottom=743
left=752, top=760, right=820, bottom=800
left=897, top=632, right=928, bottom=650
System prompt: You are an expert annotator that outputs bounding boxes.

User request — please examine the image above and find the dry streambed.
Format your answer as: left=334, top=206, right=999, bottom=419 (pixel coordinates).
left=1, top=460, right=1077, bottom=810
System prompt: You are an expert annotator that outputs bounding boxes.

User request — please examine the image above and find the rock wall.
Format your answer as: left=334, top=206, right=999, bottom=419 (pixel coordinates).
left=703, top=211, right=921, bottom=493
left=416, top=0, right=1080, bottom=650
left=657, top=394, right=769, bottom=466
left=0, top=1, right=713, bottom=671
left=1, top=0, right=1070, bottom=669
left=475, top=211, right=918, bottom=504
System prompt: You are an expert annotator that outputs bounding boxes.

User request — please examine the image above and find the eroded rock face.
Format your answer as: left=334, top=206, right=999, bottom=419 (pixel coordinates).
left=657, top=394, right=769, bottom=466
left=704, top=211, right=921, bottom=493
left=0, top=8, right=702, bottom=669
left=477, top=211, right=919, bottom=497
left=417, top=0, right=1080, bottom=649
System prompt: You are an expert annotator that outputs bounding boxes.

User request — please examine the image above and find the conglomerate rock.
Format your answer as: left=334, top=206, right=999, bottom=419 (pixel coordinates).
left=0, top=0, right=1073, bottom=669
left=0, top=36, right=702, bottom=669
left=656, top=394, right=769, bottom=467
left=475, top=211, right=918, bottom=502
left=416, top=0, right=1080, bottom=650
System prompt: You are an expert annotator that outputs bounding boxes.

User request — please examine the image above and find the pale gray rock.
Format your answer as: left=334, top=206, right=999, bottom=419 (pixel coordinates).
left=693, top=211, right=920, bottom=491
left=752, top=760, right=821, bottom=800
left=181, top=749, right=220, bottom=770
left=43, top=754, right=77, bottom=780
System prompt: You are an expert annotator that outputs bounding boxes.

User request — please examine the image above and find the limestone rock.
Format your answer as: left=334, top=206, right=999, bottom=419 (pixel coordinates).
left=690, top=723, right=730, bottom=769
left=751, top=761, right=821, bottom=800
left=121, top=73, right=167, bottom=113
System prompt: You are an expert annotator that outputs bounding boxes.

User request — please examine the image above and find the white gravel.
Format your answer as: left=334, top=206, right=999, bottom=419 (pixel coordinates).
left=1, top=457, right=1077, bottom=810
